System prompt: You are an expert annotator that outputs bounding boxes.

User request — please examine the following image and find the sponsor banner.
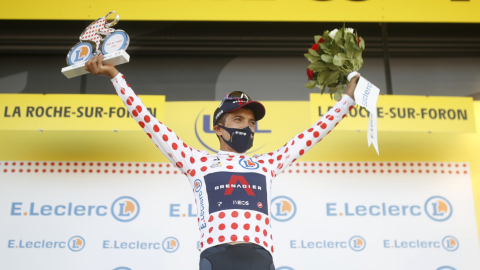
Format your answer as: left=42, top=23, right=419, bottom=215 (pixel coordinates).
left=310, top=94, right=476, bottom=133
left=0, top=94, right=165, bottom=131
left=1, top=161, right=479, bottom=269
left=2, top=0, right=480, bottom=23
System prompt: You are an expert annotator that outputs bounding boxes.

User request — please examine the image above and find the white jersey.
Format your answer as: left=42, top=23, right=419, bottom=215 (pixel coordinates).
left=111, top=73, right=356, bottom=256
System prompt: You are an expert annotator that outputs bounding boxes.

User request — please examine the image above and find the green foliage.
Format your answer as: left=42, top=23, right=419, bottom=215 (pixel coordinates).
left=304, top=25, right=366, bottom=100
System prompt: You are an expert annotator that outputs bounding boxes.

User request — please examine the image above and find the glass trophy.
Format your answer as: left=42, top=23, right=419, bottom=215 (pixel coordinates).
left=61, top=11, right=130, bottom=79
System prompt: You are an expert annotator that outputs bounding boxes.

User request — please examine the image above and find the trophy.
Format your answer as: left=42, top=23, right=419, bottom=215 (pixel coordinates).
left=61, top=11, right=130, bottom=79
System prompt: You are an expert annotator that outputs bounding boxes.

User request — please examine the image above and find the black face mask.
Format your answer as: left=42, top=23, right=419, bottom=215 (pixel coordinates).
left=219, top=125, right=254, bottom=153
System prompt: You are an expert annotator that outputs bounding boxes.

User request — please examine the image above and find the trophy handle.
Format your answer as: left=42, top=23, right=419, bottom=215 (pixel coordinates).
left=104, top=11, right=120, bottom=29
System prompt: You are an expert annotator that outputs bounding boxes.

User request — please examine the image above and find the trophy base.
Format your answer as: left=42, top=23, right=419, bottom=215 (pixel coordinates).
left=61, top=50, right=130, bottom=79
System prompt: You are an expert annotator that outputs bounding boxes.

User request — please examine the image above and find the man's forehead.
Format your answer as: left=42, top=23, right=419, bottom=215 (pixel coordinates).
left=228, top=108, right=255, bottom=119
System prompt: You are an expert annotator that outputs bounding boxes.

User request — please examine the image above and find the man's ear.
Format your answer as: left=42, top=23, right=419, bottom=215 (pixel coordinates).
left=214, top=124, right=223, bottom=137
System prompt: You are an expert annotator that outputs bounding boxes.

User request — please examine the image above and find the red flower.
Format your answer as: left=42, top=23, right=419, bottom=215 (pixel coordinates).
left=318, top=37, right=325, bottom=43
left=307, top=69, right=314, bottom=80
left=310, top=43, right=319, bottom=52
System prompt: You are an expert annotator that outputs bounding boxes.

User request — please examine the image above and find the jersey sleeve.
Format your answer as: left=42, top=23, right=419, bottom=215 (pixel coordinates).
left=257, top=95, right=356, bottom=178
left=111, top=73, right=206, bottom=175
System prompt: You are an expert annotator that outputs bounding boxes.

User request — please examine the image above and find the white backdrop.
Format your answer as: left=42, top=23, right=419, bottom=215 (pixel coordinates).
left=0, top=161, right=479, bottom=270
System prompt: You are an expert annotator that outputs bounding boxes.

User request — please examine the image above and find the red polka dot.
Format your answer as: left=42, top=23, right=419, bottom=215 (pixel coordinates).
left=139, top=121, right=145, bottom=128
left=201, top=157, right=207, bottom=162
left=308, top=128, right=314, bottom=132
left=201, top=166, right=207, bottom=172
left=243, top=236, right=250, bottom=242
left=207, top=238, right=213, bottom=244
left=256, top=214, right=261, bottom=220
left=268, top=159, right=274, bottom=164
left=265, top=218, right=269, bottom=225
left=227, top=165, right=234, bottom=169
left=244, top=224, right=250, bottom=230
left=298, top=133, right=304, bottom=139
left=306, top=140, right=312, bottom=147
left=231, top=235, right=238, bottom=242
left=271, top=246, right=274, bottom=252
left=313, top=131, right=320, bottom=138
left=219, top=236, right=225, bottom=242
left=263, top=241, right=268, bottom=247
left=349, top=106, right=354, bottom=111
left=153, top=125, right=160, bottom=132
left=147, top=133, right=152, bottom=139
left=190, top=169, right=196, bottom=177
left=219, top=212, right=225, bottom=219
left=232, top=211, right=238, bottom=218
left=183, top=142, right=188, bottom=148
left=144, top=115, right=151, bottom=123
left=163, top=135, right=168, bottom=141
left=262, top=167, right=267, bottom=172
left=132, top=110, right=138, bottom=117
left=172, top=143, right=178, bottom=150
left=190, top=157, right=195, bottom=164
left=244, top=212, right=251, bottom=219
left=263, top=230, right=267, bottom=236
left=176, top=162, right=183, bottom=168
left=219, top=224, right=225, bottom=230
left=255, top=237, right=260, bottom=243
left=231, top=223, right=238, bottom=230
left=299, top=149, right=305, bottom=155
left=255, top=226, right=260, bottom=232
left=208, top=215, right=214, bottom=222
left=136, top=105, right=142, bottom=113
left=209, top=227, right=213, bottom=233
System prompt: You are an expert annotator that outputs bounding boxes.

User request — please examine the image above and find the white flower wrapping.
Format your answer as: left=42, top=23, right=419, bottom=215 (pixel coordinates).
left=328, top=29, right=338, bottom=39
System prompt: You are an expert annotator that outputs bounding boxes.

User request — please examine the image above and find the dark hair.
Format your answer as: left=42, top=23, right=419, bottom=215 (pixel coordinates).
left=215, top=113, right=229, bottom=141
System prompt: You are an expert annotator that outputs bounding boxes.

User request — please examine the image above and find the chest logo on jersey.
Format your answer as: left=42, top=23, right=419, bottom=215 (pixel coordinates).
left=239, top=158, right=259, bottom=170
left=204, top=172, right=268, bottom=215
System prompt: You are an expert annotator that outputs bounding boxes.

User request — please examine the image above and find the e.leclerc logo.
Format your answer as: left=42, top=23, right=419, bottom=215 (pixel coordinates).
left=10, top=196, right=140, bottom=222
left=162, top=237, right=180, bottom=253
left=113, top=267, right=132, bottom=270
left=291, top=236, right=366, bottom=251
left=271, top=196, right=296, bottom=222
left=8, top=236, right=85, bottom=252
left=326, top=196, right=452, bottom=222
left=383, top=235, right=459, bottom=251
left=437, top=267, right=456, bottom=270
left=194, top=179, right=203, bottom=192
left=239, top=158, right=260, bottom=170
left=349, top=236, right=366, bottom=251
left=277, top=267, right=295, bottom=270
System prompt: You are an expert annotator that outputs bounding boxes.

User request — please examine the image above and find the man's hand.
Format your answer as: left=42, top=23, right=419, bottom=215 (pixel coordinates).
left=345, top=73, right=360, bottom=101
left=84, top=53, right=119, bottom=79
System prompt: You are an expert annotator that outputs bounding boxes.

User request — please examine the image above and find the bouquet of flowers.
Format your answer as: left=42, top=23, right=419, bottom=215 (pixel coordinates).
left=305, top=25, right=365, bottom=100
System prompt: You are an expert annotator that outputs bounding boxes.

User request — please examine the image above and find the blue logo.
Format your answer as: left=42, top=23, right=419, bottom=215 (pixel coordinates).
left=113, top=268, right=132, bottom=270
left=349, top=236, right=366, bottom=251
left=425, top=196, right=452, bottom=222
left=162, top=237, right=179, bottom=253
left=194, top=179, right=203, bottom=192
left=67, top=43, right=93, bottom=65
left=437, top=267, right=456, bottom=270
left=111, top=196, right=140, bottom=222
left=277, top=267, right=294, bottom=270
left=68, top=236, right=85, bottom=252
left=442, top=236, right=459, bottom=251
left=271, top=196, right=296, bottom=222
left=239, top=158, right=260, bottom=170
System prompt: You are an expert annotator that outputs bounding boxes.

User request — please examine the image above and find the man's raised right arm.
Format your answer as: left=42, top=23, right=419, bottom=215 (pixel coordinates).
left=85, top=54, right=205, bottom=176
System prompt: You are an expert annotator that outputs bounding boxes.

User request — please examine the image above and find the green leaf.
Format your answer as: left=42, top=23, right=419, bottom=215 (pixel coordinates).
left=308, top=61, right=328, bottom=72
left=305, top=81, right=316, bottom=89
left=345, top=41, right=354, bottom=59
left=314, top=35, right=322, bottom=44
left=317, top=69, right=330, bottom=85
left=319, top=42, right=330, bottom=52
left=334, top=91, right=343, bottom=101
left=324, top=70, right=340, bottom=86
left=304, top=53, right=320, bottom=62
left=321, top=54, right=333, bottom=63
left=327, top=63, right=340, bottom=71
left=309, top=49, right=320, bottom=56
left=323, top=30, right=332, bottom=43
left=335, top=28, right=344, bottom=43
left=333, top=53, right=348, bottom=67
left=359, top=36, right=365, bottom=50
left=330, top=44, right=341, bottom=55
left=321, top=84, right=327, bottom=94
